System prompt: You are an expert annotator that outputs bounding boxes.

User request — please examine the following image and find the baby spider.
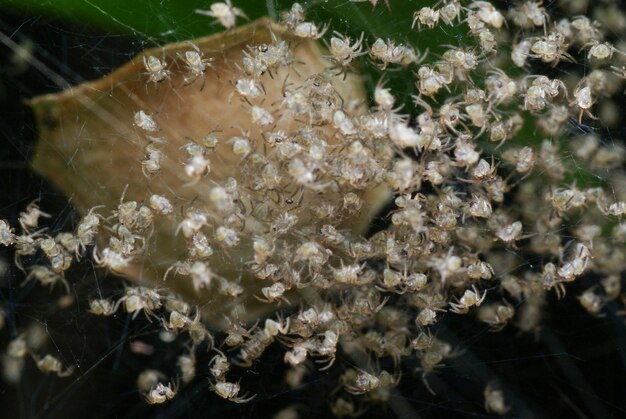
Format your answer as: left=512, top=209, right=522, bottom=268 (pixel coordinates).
left=210, top=380, right=256, bottom=403
left=195, top=1, right=248, bottom=29
left=449, top=285, right=487, bottom=314
left=311, top=330, right=339, bottom=370
left=416, top=64, right=453, bottom=97
left=143, top=54, right=171, bottom=85
left=370, top=38, right=421, bottom=70
left=484, top=382, right=510, bottom=415
left=7, top=335, right=28, bottom=359
left=234, top=77, right=264, bottom=98
left=509, top=1, right=548, bottom=30
left=530, top=31, right=574, bottom=66
left=330, top=397, right=367, bottom=418
left=223, top=316, right=257, bottom=347
left=114, top=286, right=162, bottom=320
left=14, top=231, right=42, bottom=271
left=428, top=247, right=463, bottom=285
left=33, top=354, right=74, bottom=377
left=578, top=287, right=605, bottom=317
left=187, top=310, right=214, bottom=349
left=75, top=207, right=102, bottom=253
left=145, top=381, right=178, bottom=404
left=412, top=7, right=440, bottom=31
left=284, top=343, right=309, bottom=367
left=326, top=32, right=365, bottom=76
left=477, top=301, right=515, bottom=331
left=188, top=260, right=217, bottom=292
left=162, top=310, right=191, bottom=333
left=255, top=282, right=290, bottom=305
left=522, top=75, right=567, bottom=113
left=184, top=154, right=211, bottom=184
left=294, top=21, right=330, bottom=40
left=511, top=38, right=532, bottom=67
left=176, top=209, right=209, bottom=239
left=137, top=369, right=166, bottom=394
left=570, top=81, right=597, bottom=123
left=583, top=40, right=623, bottom=61
left=24, top=265, right=69, bottom=293
left=415, top=348, right=449, bottom=394
left=19, top=200, right=50, bottom=233
left=88, top=298, right=117, bottom=316
left=495, top=221, right=523, bottom=245
left=93, top=247, right=132, bottom=273
left=177, top=354, right=196, bottom=384
left=331, top=262, right=369, bottom=285
left=557, top=243, right=591, bottom=283
left=39, top=236, right=72, bottom=273
left=0, top=219, right=16, bottom=246
left=209, top=349, right=230, bottom=380
left=343, top=369, right=400, bottom=395
left=281, top=2, right=305, bottom=31
left=134, top=110, right=159, bottom=132
left=148, top=194, right=173, bottom=216
left=468, top=1, right=505, bottom=29
left=178, top=43, right=213, bottom=90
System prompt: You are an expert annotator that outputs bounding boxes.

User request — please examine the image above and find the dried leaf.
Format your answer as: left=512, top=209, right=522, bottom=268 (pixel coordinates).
left=28, top=18, right=389, bottom=325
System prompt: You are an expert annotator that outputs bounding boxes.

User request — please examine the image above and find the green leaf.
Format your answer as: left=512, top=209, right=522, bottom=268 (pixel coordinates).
left=0, top=0, right=451, bottom=45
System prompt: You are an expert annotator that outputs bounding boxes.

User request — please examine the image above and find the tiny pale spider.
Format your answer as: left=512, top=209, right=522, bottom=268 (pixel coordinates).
left=570, top=81, right=597, bottom=123
left=343, top=369, right=400, bottom=395
left=143, top=54, right=171, bottom=86
left=18, top=200, right=50, bottom=232
left=449, top=285, right=487, bottom=314
left=327, top=32, right=366, bottom=76
left=93, top=247, right=132, bottom=273
left=33, top=354, right=74, bottom=377
left=583, top=40, right=624, bottom=61
left=209, top=350, right=230, bottom=380
left=210, top=380, right=256, bottom=403
left=145, top=382, right=178, bottom=404
left=178, top=43, right=214, bottom=90
left=195, top=1, right=248, bottom=29
left=293, top=21, right=330, bottom=40
left=255, top=282, right=290, bottom=305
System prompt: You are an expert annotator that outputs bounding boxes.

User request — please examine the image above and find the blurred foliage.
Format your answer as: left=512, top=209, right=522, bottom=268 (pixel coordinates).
left=0, top=0, right=456, bottom=100
left=0, top=0, right=454, bottom=44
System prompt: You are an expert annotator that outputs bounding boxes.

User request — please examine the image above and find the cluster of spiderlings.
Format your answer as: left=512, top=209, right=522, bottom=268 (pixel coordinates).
left=2, top=0, right=626, bottom=416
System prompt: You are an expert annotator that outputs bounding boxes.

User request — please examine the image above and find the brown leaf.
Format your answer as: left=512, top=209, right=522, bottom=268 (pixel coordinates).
left=28, top=18, right=389, bottom=326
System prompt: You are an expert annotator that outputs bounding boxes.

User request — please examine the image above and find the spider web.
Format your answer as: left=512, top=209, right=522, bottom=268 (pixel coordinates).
left=0, top=1, right=626, bottom=418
